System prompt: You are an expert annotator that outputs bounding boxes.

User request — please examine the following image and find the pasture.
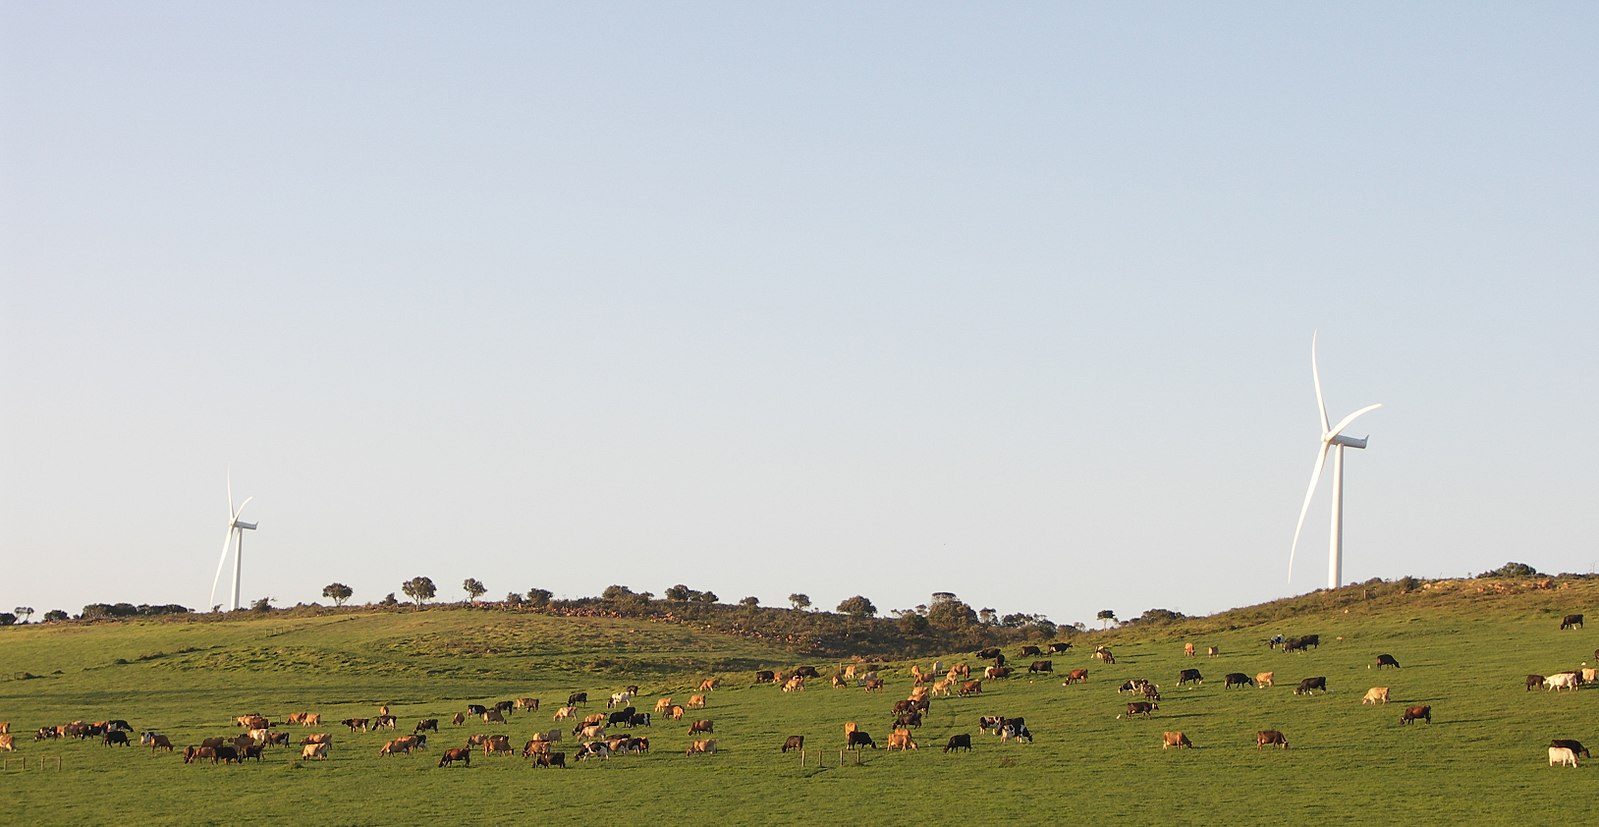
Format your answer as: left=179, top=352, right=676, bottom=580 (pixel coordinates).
left=1, top=582, right=1595, bottom=825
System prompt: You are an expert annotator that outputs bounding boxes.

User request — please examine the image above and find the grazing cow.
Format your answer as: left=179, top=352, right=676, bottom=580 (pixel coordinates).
left=1048, top=642, right=1072, bottom=654
left=1207, top=646, right=1219, bottom=658
left=1093, top=646, right=1115, bottom=664
left=1256, top=672, right=1275, bottom=688
left=699, top=677, right=721, bottom=692
left=864, top=678, right=886, bottom=692
left=930, top=678, right=953, bottom=697
left=1224, top=673, right=1254, bottom=689
left=608, top=692, right=633, bottom=709
left=627, top=713, right=651, bottom=728
left=1000, top=720, right=1032, bottom=743
left=450, top=712, right=466, bottom=726
left=1525, top=674, right=1546, bottom=691
left=1163, top=731, right=1192, bottom=749
left=414, top=719, right=438, bottom=734
left=514, top=697, right=539, bottom=711
left=958, top=680, right=983, bottom=697
left=553, top=706, right=576, bottom=721
left=846, top=730, right=876, bottom=750
left=212, top=746, right=240, bottom=764
left=465, top=704, right=488, bottom=716
left=141, top=732, right=173, bottom=752
left=1295, top=676, right=1328, bottom=695
left=102, top=731, right=130, bottom=747
left=1119, top=679, right=1152, bottom=694
left=1375, top=654, right=1401, bottom=669
left=378, top=738, right=413, bottom=757
left=1399, top=705, right=1431, bottom=724
left=286, top=713, right=305, bottom=726
left=688, top=720, right=714, bottom=736
left=370, top=715, right=397, bottom=731
left=888, top=728, right=917, bottom=750
left=1550, top=739, right=1590, bottom=759
left=567, top=692, right=588, bottom=707
left=342, top=718, right=369, bottom=732
left=782, top=735, right=804, bottom=753
left=688, top=694, right=707, bottom=709
left=685, top=739, right=717, bottom=756
left=1018, top=645, right=1043, bottom=658
left=668, top=705, right=686, bottom=720
left=1549, top=746, right=1578, bottom=767
left=577, top=725, right=606, bottom=740
left=581, top=713, right=606, bottom=727
left=975, top=647, right=1002, bottom=660
left=1583, top=668, right=1599, bottom=684
left=978, top=716, right=1005, bottom=735
left=1177, top=669, right=1204, bottom=687
left=894, top=711, right=923, bottom=729
left=1257, top=730, right=1289, bottom=750
left=302, top=713, right=320, bottom=726
left=535, top=751, right=566, bottom=768
left=832, top=675, right=850, bottom=689
left=794, top=665, right=820, bottom=679
left=754, top=670, right=775, bottom=684
left=1124, top=702, right=1158, bottom=718
left=892, top=699, right=917, bottom=714
left=655, top=698, right=674, bottom=713
left=1362, top=687, right=1390, bottom=705
left=985, top=666, right=1012, bottom=680
left=1028, top=660, right=1054, bottom=674
left=523, top=738, right=552, bottom=757
left=483, top=735, right=514, bottom=756
left=607, top=707, right=636, bottom=728
left=437, top=747, right=470, bottom=767
left=0, top=735, right=13, bottom=752
left=1184, top=643, right=1196, bottom=657
left=948, top=663, right=971, bottom=679
left=298, top=733, right=332, bottom=746
left=1560, top=614, right=1583, bottom=630
left=482, top=709, right=506, bottom=724
left=184, top=746, right=213, bottom=763
left=944, top=733, right=972, bottom=753
left=575, top=741, right=611, bottom=761
left=239, top=744, right=264, bottom=762
left=1546, top=672, right=1580, bottom=692
left=1063, top=668, right=1089, bottom=685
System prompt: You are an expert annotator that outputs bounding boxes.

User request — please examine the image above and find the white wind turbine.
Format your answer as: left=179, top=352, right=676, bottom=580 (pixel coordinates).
left=209, top=470, right=257, bottom=611
left=1288, top=334, right=1381, bottom=590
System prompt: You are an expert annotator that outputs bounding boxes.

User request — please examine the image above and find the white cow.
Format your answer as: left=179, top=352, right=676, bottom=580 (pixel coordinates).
left=1546, top=672, right=1580, bottom=692
left=1549, top=746, right=1579, bottom=767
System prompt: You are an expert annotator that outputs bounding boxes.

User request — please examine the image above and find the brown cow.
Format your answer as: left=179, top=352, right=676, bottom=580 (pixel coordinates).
left=0, top=735, right=13, bottom=752
left=1063, top=668, right=1088, bottom=685
left=1256, top=672, right=1274, bottom=688
left=301, top=743, right=328, bottom=760
left=483, top=735, right=515, bottom=755
left=782, top=735, right=804, bottom=753
left=514, top=697, right=540, bottom=711
left=685, top=738, right=716, bottom=755
left=1184, top=643, right=1196, bottom=657
left=887, top=728, right=917, bottom=750
left=437, top=747, right=470, bottom=766
left=482, top=709, right=506, bottom=724
left=864, top=678, right=886, bottom=692
left=298, top=733, right=333, bottom=746
left=688, top=719, right=714, bottom=735
left=668, top=705, right=686, bottom=720
left=687, top=694, right=708, bottom=709
left=1399, top=705, right=1431, bottom=725
left=698, top=677, right=720, bottom=692
left=1362, top=687, right=1390, bottom=705
left=1162, top=731, right=1191, bottom=749
left=654, top=698, right=674, bottom=713
left=1257, top=730, right=1288, bottom=750
left=958, top=680, right=983, bottom=696
left=1124, top=702, right=1158, bottom=718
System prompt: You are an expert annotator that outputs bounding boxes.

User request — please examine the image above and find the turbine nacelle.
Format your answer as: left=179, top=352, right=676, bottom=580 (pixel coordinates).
left=1327, top=433, right=1369, bottom=450
left=233, top=520, right=258, bottom=531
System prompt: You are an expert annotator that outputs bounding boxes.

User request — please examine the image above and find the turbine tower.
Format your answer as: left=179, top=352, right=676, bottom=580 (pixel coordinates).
left=210, top=470, right=257, bottom=611
left=1289, top=334, right=1380, bottom=590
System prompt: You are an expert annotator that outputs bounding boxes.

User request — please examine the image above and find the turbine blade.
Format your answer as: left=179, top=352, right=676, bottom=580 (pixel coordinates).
left=1327, top=403, right=1382, bottom=438
left=227, top=467, right=235, bottom=521
left=209, top=527, right=233, bottom=610
left=233, top=496, right=253, bottom=524
left=1289, top=444, right=1330, bottom=584
left=1311, top=333, right=1330, bottom=434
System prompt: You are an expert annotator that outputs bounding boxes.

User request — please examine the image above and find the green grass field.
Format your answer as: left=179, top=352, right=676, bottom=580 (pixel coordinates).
left=2, top=580, right=1595, bottom=825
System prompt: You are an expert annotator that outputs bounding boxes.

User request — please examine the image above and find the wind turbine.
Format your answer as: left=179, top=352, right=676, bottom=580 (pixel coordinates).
left=209, top=470, right=257, bottom=611
left=1288, top=334, right=1380, bottom=590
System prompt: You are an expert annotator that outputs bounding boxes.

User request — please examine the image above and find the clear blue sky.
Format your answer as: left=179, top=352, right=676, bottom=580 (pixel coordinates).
left=3, top=3, right=1595, bottom=626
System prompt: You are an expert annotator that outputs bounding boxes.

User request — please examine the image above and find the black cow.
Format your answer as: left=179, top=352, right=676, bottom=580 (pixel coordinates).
left=1048, top=642, right=1072, bottom=653
left=494, top=700, right=516, bottom=715
left=627, top=713, right=651, bottom=728
left=606, top=707, right=636, bottom=728
left=212, top=745, right=239, bottom=764
left=847, top=730, right=876, bottom=750
left=1375, top=654, right=1400, bottom=669
left=894, top=711, right=923, bottom=729
left=754, top=670, right=775, bottom=684
left=1124, top=702, right=1157, bottom=718
left=1001, top=722, right=1032, bottom=743
left=1018, top=645, right=1043, bottom=658
left=1028, top=660, right=1053, bottom=674
left=1551, top=739, right=1590, bottom=759
left=102, top=730, right=130, bottom=747
left=975, top=648, right=1002, bottom=660
left=1295, top=676, right=1327, bottom=695
left=466, top=704, right=488, bottom=716
left=1118, top=679, right=1153, bottom=694
left=978, top=715, right=1006, bottom=735
left=1526, top=674, right=1546, bottom=691
left=534, top=750, right=566, bottom=768
left=1223, top=672, right=1254, bottom=688
left=944, top=733, right=972, bottom=752
left=567, top=692, right=587, bottom=707
left=105, top=720, right=133, bottom=732
left=794, top=666, right=820, bottom=678
left=415, top=719, right=439, bottom=734
left=1177, top=669, right=1203, bottom=686
left=1560, top=614, right=1584, bottom=630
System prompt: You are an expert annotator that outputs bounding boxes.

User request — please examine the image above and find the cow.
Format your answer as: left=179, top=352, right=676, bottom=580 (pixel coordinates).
left=1560, top=614, right=1584, bottom=630
left=793, top=665, right=820, bottom=679
left=894, top=711, right=923, bottom=729
left=450, top=712, right=466, bottom=726
left=1124, top=702, right=1158, bottom=719
left=655, top=697, right=674, bottom=713
left=141, top=732, right=173, bottom=752
left=1375, top=654, right=1401, bottom=669
left=1163, top=731, right=1192, bottom=749
left=466, top=704, right=488, bottom=716
left=1049, top=642, right=1072, bottom=653
left=298, top=733, right=332, bottom=746
left=0, top=735, right=13, bottom=752
left=958, top=680, right=983, bottom=697
left=1295, top=676, right=1327, bottom=695
left=212, top=746, right=240, bottom=764
left=552, top=706, right=577, bottom=721
left=627, top=713, right=651, bottom=728
left=33, top=727, right=57, bottom=741
left=523, top=738, right=552, bottom=757
left=1526, top=674, right=1546, bottom=690
left=1256, top=672, right=1275, bottom=688
left=580, top=713, right=606, bottom=727
left=943, top=733, right=972, bottom=753
left=754, top=670, right=775, bottom=684
left=1399, top=705, right=1431, bottom=724
left=1063, top=668, right=1089, bottom=685
left=483, top=735, right=515, bottom=756
left=482, top=709, right=506, bottom=724
left=688, top=694, right=708, bottom=709
left=286, top=713, right=306, bottom=726
left=239, top=744, right=265, bottom=762
left=669, top=705, right=686, bottom=720
left=437, top=747, right=470, bottom=767
left=567, top=692, right=588, bottom=707
left=302, top=713, right=320, bottom=726
left=607, top=707, right=637, bottom=728
left=1184, top=642, right=1196, bottom=657
left=536, top=750, right=567, bottom=768
left=699, top=677, right=721, bottom=692
left=930, top=678, right=954, bottom=696
left=975, top=647, right=1002, bottom=660
left=1546, top=672, right=1581, bottom=692
left=948, top=663, right=971, bottom=679
left=577, top=724, right=606, bottom=740
left=1018, top=645, right=1043, bottom=658
left=685, top=739, right=716, bottom=756
left=1207, top=646, right=1219, bottom=658
left=414, top=719, right=438, bottom=734
left=1549, top=746, right=1579, bottom=767
left=1257, top=730, right=1289, bottom=750
left=575, top=741, right=611, bottom=761
left=102, top=730, right=130, bottom=747
left=782, top=735, right=804, bottom=753
left=342, top=718, right=369, bottom=732
left=847, top=730, right=876, bottom=750
left=1550, top=739, right=1590, bottom=759
left=514, top=697, right=540, bottom=711
left=977, top=716, right=1005, bottom=735
left=378, top=738, right=414, bottom=757
left=1000, top=720, right=1032, bottom=743
left=607, top=692, right=633, bottom=709
left=1177, top=669, right=1203, bottom=687
left=1362, top=687, right=1390, bottom=705
left=1224, top=673, right=1254, bottom=689
left=688, top=719, right=714, bottom=736
left=184, top=746, right=213, bottom=764
left=367, top=715, right=395, bottom=731
left=863, top=677, right=886, bottom=692
left=1119, top=679, right=1152, bottom=694
left=1093, top=646, right=1115, bottom=664
left=985, top=666, right=1012, bottom=680
left=1028, top=660, right=1054, bottom=674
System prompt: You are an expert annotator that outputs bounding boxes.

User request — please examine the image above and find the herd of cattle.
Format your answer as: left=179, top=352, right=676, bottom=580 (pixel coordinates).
left=2, top=616, right=1591, bottom=769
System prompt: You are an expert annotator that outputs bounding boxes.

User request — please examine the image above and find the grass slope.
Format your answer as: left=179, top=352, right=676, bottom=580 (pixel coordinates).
left=2, top=581, right=1595, bottom=825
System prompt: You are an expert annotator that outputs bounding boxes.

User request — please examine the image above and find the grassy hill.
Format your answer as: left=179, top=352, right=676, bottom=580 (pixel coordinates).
left=2, top=577, right=1595, bottom=825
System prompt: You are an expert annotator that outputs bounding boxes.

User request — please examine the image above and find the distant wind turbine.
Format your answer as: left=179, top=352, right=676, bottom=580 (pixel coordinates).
left=209, top=470, right=257, bottom=611
left=1288, top=334, right=1381, bottom=590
